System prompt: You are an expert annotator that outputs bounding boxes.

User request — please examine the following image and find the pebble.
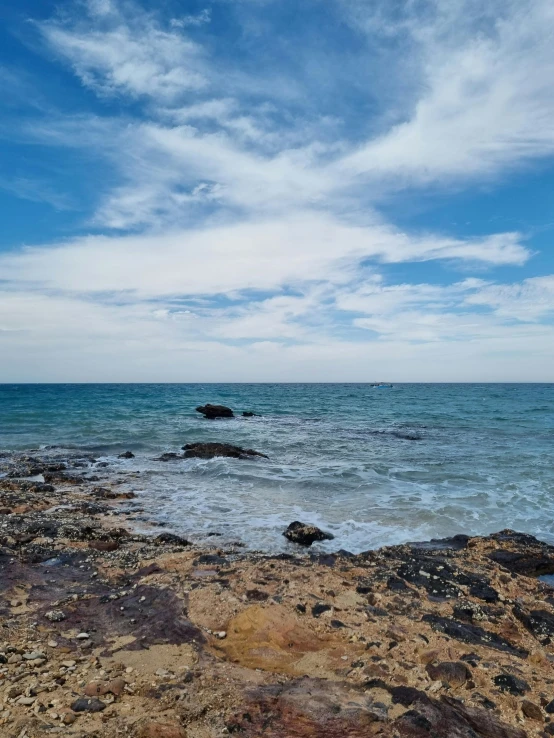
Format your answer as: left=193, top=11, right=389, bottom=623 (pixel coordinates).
left=76, top=633, right=90, bottom=639
left=45, top=610, right=66, bottom=623
left=62, top=660, right=76, bottom=668
left=23, top=652, right=45, bottom=661
left=71, top=697, right=106, bottom=713
left=217, top=631, right=227, bottom=639
left=16, top=696, right=36, bottom=706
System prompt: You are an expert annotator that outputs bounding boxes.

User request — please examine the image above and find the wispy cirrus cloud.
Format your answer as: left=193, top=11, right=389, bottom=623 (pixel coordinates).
left=1, top=0, right=554, bottom=380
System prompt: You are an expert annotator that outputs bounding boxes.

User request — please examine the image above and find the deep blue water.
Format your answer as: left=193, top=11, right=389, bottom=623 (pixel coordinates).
left=1, top=383, right=553, bottom=552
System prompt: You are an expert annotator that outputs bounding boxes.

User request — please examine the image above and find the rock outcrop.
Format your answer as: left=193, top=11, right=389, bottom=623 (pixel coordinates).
left=283, top=521, right=334, bottom=546
left=195, top=404, right=234, bottom=419
left=182, top=442, right=268, bottom=460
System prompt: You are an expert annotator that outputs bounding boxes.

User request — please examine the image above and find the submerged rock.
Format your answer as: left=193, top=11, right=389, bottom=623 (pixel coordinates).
left=118, top=451, right=135, bottom=459
left=182, top=442, right=268, bottom=460
left=283, top=521, right=334, bottom=546
left=195, top=404, right=234, bottom=419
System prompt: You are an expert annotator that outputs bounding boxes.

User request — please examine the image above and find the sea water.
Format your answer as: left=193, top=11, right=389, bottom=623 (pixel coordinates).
left=0, top=383, right=553, bottom=552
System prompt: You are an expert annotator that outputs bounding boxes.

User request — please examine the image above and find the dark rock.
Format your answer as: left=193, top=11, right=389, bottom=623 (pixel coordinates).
left=493, top=674, right=530, bottom=695
left=246, top=589, right=268, bottom=601
left=330, top=619, right=346, bottom=628
left=422, top=614, right=528, bottom=657
left=311, top=603, right=331, bottom=618
left=71, top=697, right=106, bottom=713
left=154, top=533, right=190, bottom=547
left=195, top=404, right=234, bottom=419
left=283, top=521, right=334, bottom=546
left=545, top=699, right=554, bottom=714
left=182, top=442, right=268, bottom=460
left=425, top=661, right=472, bottom=687
left=452, top=600, right=488, bottom=623
left=521, top=700, right=543, bottom=721
left=487, top=531, right=554, bottom=576
left=409, top=534, right=470, bottom=552
left=242, top=411, right=256, bottom=417
left=469, top=582, right=499, bottom=603
left=387, top=575, right=409, bottom=591
left=91, top=486, right=118, bottom=498
left=155, top=453, right=182, bottom=462
left=194, top=554, right=228, bottom=566
left=118, top=451, right=135, bottom=459
left=389, top=687, right=527, bottom=738
left=513, top=605, right=554, bottom=642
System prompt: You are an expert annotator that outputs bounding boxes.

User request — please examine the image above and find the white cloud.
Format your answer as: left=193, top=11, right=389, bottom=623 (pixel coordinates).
left=0, top=213, right=529, bottom=299
left=3, top=0, right=554, bottom=381
left=40, top=2, right=207, bottom=100
left=340, top=0, right=554, bottom=186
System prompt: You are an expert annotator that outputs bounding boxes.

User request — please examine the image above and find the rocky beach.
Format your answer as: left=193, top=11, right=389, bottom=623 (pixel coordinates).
left=2, top=447, right=554, bottom=738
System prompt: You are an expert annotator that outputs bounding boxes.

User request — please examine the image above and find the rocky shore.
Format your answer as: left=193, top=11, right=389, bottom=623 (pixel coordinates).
left=2, top=451, right=554, bottom=737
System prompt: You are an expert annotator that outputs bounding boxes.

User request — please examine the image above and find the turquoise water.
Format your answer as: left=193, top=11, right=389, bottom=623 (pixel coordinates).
left=1, top=383, right=553, bottom=552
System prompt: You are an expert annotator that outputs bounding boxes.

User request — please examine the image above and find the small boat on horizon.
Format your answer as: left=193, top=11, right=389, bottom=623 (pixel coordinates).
left=370, top=382, right=394, bottom=388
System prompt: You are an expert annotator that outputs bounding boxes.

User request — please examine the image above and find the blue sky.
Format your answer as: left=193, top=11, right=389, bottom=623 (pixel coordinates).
left=1, top=0, right=554, bottom=381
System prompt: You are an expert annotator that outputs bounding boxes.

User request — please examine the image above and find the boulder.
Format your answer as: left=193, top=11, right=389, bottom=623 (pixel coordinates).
left=118, top=451, right=135, bottom=459
left=283, top=521, right=334, bottom=546
left=196, top=404, right=234, bottom=419
left=242, top=411, right=256, bottom=417
left=182, top=443, right=268, bottom=460
left=425, top=661, right=472, bottom=688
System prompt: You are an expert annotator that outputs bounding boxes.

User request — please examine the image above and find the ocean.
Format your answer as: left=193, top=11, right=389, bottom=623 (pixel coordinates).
left=1, top=383, right=553, bottom=553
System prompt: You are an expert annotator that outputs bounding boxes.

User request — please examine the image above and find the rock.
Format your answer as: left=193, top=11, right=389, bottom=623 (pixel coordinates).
left=155, top=453, right=182, bottom=461
left=84, top=681, right=109, bottom=697
left=60, top=709, right=77, bottom=725
left=545, top=699, right=554, bottom=714
left=521, top=700, right=543, bottom=720
left=425, top=661, right=472, bottom=688
left=422, top=614, right=528, bottom=657
left=71, top=697, right=106, bottom=713
left=137, top=722, right=187, bottom=738
left=154, top=532, right=190, bottom=547
left=494, top=674, right=530, bottom=695
left=23, top=651, right=45, bottom=660
left=242, top=411, right=256, bottom=417
left=16, top=696, right=36, bottom=705
left=182, top=442, right=268, bottom=460
left=195, top=404, right=234, bottom=419
left=76, top=632, right=90, bottom=639
left=118, top=451, right=135, bottom=458
left=45, top=609, right=66, bottom=622
left=312, top=603, right=332, bottom=618
left=513, top=605, right=554, bottom=642
left=88, top=539, right=119, bottom=552
left=283, top=521, right=334, bottom=546
left=107, top=677, right=127, bottom=696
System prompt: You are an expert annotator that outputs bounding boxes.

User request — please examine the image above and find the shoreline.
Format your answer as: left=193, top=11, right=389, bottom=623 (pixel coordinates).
left=1, top=452, right=554, bottom=736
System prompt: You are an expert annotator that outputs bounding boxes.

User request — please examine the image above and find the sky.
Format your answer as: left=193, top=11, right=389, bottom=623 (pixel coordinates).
left=1, top=0, right=554, bottom=382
